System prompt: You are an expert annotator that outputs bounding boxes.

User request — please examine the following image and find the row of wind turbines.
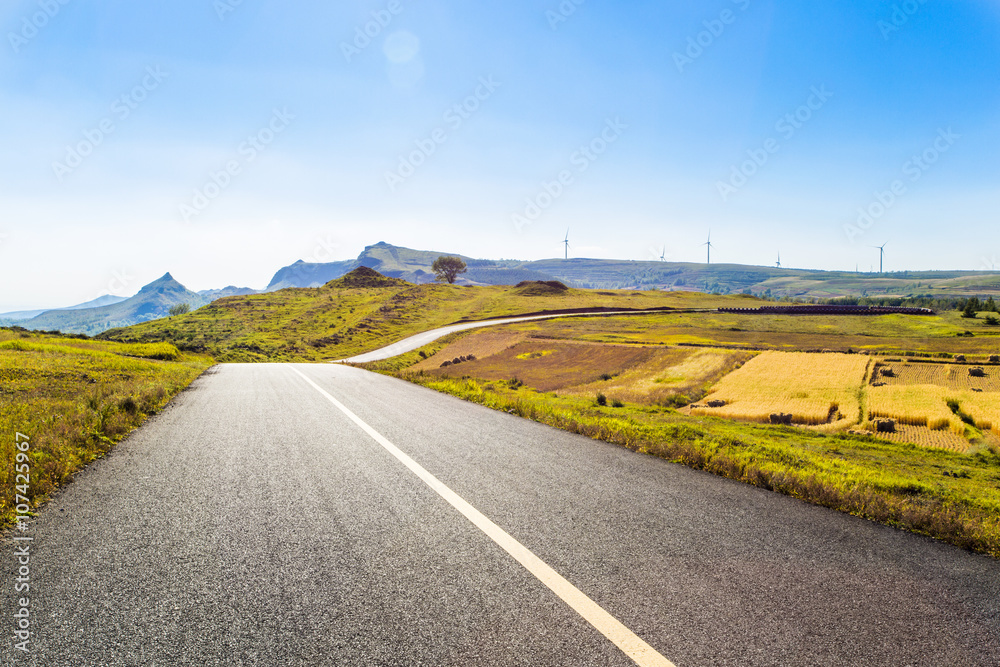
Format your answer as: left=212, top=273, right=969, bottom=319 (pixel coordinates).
left=562, top=229, right=891, bottom=273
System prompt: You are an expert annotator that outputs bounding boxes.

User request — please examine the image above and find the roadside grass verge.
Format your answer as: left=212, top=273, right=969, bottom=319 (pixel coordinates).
left=391, top=371, right=1000, bottom=558
left=0, top=329, right=212, bottom=528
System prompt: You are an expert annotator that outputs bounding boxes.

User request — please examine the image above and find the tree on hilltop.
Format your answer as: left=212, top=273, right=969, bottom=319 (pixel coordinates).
left=432, top=256, right=467, bottom=284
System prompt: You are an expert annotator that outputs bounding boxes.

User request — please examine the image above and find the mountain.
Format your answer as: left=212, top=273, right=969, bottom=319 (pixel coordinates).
left=22, top=273, right=214, bottom=336
left=265, top=242, right=1000, bottom=300
left=0, top=293, right=129, bottom=322
left=266, top=241, right=568, bottom=289
left=197, top=286, right=259, bottom=301
left=266, top=259, right=358, bottom=291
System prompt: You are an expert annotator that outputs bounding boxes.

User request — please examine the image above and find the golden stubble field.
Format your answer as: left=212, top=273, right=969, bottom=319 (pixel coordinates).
left=688, top=352, right=999, bottom=453
left=690, top=352, right=871, bottom=430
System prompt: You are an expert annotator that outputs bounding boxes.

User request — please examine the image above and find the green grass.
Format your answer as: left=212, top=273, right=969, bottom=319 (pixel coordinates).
left=99, top=278, right=726, bottom=362
left=392, top=372, right=1000, bottom=557
left=0, top=328, right=212, bottom=527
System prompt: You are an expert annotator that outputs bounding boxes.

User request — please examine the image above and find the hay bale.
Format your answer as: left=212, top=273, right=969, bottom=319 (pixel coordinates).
left=769, top=413, right=793, bottom=425
left=969, top=367, right=986, bottom=377
left=875, top=418, right=896, bottom=433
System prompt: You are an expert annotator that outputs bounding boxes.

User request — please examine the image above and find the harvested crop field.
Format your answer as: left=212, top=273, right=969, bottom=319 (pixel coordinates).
left=426, top=340, right=657, bottom=392
left=871, top=359, right=1000, bottom=392
left=690, top=351, right=871, bottom=428
left=859, top=423, right=973, bottom=454
left=867, top=385, right=998, bottom=435
left=562, top=347, right=752, bottom=405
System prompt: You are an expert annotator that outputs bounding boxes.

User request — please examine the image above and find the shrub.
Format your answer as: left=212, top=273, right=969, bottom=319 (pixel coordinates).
left=596, top=393, right=607, bottom=406
left=611, top=399, right=624, bottom=408
left=168, top=303, right=191, bottom=317
left=600, top=373, right=613, bottom=381
left=667, top=394, right=690, bottom=408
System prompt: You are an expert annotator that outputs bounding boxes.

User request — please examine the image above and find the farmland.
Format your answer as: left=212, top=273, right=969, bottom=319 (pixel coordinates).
left=689, top=352, right=871, bottom=429
left=360, top=293, right=1000, bottom=556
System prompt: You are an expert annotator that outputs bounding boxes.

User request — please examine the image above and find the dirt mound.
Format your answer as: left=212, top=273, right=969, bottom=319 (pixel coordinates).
left=513, top=280, right=569, bottom=296
left=326, top=266, right=409, bottom=288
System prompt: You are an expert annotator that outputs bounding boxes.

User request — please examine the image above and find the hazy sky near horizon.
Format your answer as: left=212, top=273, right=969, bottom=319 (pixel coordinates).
left=1, top=0, right=998, bottom=311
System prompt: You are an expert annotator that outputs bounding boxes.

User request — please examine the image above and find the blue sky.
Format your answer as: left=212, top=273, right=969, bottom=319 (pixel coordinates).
left=1, top=0, right=998, bottom=310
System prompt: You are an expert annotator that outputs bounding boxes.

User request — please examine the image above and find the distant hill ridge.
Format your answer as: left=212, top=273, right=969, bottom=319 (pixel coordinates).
left=13, top=273, right=255, bottom=336
left=267, top=242, right=1000, bottom=300
left=8, top=241, right=1000, bottom=337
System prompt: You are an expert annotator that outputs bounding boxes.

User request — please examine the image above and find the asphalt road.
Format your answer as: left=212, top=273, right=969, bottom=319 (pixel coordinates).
left=2, top=363, right=999, bottom=666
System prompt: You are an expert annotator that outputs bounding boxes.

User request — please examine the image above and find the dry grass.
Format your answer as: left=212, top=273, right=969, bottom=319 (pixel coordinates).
left=867, top=385, right=966, bottom=434
left=691, top=351, right=871, bottom=427
left=863, top=423, right=972, bottom=454
left=867, top=385, right=998, bottom=437
left=874, top=360, right=1000, bottom=392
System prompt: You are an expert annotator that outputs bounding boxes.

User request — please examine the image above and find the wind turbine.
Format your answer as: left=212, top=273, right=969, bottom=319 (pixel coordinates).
left=659, top=246, right=666, bottom=262
left=702, top=231, right=714, bottom=265
left=871, top=242, right=887, bottom=274
left=563, top=229, right=570, bottom=260
left=776, top=252, right=782, bottom=269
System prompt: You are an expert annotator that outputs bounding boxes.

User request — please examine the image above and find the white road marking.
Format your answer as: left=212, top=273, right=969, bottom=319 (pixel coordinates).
left=291, top=366, right=675, bottom=667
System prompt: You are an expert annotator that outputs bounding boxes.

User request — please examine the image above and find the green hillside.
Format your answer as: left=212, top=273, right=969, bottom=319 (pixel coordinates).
left=100, top=268, right=724, bottom=362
